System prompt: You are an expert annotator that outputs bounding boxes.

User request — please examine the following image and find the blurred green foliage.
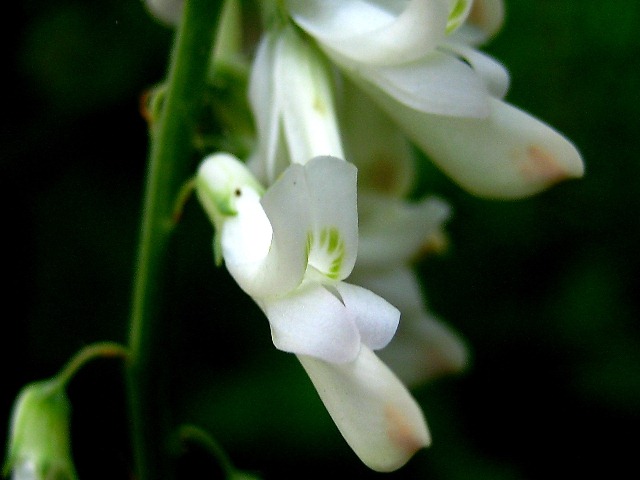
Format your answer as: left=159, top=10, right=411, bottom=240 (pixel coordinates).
left=2, top=1, right=639, bottom=478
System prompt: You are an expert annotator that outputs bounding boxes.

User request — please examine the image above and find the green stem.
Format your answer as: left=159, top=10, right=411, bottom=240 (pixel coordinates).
left=126, top=2, right=223, bottom=479
left=178, top=424, right=236, bottom=477
left=54, top=342, right=128, bottom=388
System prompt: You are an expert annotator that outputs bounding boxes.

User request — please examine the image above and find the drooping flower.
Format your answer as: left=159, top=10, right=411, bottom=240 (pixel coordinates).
left=341, top=82, right=467, bottom=385
left=285, top=0, right=584, bottom=198
left=196, top=153, right=429, bottom=471
left=351, top=190, right=469, bottom=386
left=3, top=381, right=78, bottom=480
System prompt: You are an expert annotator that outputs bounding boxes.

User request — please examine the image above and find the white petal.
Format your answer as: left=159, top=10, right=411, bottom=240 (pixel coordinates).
left=351, top=265, right=424, bottom=313
left=298, top=346, right=430, bottom=472
left=220, top=187, right=273, bottom=286
left=238, top=157, right=359, bottom=296
left=248, top=32, right=282, bottom=183
left=382, top=311, right=469, bottom=385
left=339, top=81, right=416, bottom=196
left=276, top=26, right=344, bottom=164
left=456, top=0, right=505, bottom=45
left=335, top=282, right=400, bottom=350
left=245, top=150, right=267, bottom=185
left=357, top=194, right=451, bottom=269
left=350, top=268, right=468, bottom=385
left=262, top=283, right=361, bottom=363
left=197, top=153, right=268, bottom=267
left=248, top=164, right=311, bottom=297
left=440, top=41, right=510, bottom=98
left=305, top=156, right=358, bottom=281
left=12, top=460, right=36, bottom=480
left=374, top=94, right=584, bottom=198
left=288, top=0, right=450, bottom=66
left=196, top=153, right=265, bottom=223
left=222, top=161, right=310, bottom=298
left=347, top=49, right=491, bottom=117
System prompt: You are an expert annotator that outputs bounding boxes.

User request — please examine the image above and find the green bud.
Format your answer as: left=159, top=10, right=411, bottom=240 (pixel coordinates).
left=144, top=0, right=184, bottom=26
left=3, top=380, right=78, bottom=480
left=229, top=471, right=263, bottom=480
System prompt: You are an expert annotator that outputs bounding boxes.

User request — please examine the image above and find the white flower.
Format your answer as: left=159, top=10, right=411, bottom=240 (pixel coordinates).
left=351, top=194, right=468, bottom=386
left=286, top=0, right=584, bottom=198
left=352, top=266, right=468, bottom=386
left=341, top=84, right=467, bottom=384
left=299, top=345, right=430, bottom=472
left=196, top=153, right=429, bottom=470
left=287, top=0, right=488, bottom=117
left=248, top=24, right=344, bottom=184
left=196, top=153, right=395, bottom=362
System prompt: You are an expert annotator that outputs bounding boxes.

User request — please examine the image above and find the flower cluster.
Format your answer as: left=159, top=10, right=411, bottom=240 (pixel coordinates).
left=149, top=0, right=584, bottom=472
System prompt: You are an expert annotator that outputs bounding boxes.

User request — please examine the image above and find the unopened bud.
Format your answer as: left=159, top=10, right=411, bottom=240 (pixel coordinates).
left=144, top=0, right=184, bottom=26
left=3, top=380, right=77, bottom=480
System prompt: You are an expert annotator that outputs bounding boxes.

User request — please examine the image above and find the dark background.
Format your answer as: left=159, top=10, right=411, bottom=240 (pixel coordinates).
left=2, top=1, right=639, bottom=478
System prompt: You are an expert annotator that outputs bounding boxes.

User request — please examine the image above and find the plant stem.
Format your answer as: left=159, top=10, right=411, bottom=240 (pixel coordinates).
left=126, top=2, right=223, bottom=479
left=54, top=342, right=128, bottom=388
left=178, top=424, right=236, bottom=477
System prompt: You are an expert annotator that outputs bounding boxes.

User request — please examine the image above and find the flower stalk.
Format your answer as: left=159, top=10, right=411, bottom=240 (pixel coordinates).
left=126, top=1, right=223, bottom=479
left=54, top=342, right=128, bottom=389
left=178, top=424, right=260, bottom=480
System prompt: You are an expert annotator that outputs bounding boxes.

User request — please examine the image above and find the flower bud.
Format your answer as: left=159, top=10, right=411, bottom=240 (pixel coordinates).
left=3, top=381, right=77, bottom=480
left=144, top=0, right=184, bottom=26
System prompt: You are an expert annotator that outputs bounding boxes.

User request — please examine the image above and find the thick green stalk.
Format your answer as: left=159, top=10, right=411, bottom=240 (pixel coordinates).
left=127, top=2, right=223, bottom=479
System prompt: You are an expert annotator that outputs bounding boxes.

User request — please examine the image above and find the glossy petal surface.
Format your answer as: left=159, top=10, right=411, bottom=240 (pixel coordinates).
left=298, top=346, right=430, bottom=471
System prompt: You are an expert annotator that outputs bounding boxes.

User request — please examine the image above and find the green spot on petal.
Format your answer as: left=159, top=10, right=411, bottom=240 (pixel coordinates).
left=328, top=228, right=340, bottom=253
left=306, top=232, right=313, bottom=257
left=308, top=227, right=345, bottom=280
left=447, top=0, right=472, bottom=33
